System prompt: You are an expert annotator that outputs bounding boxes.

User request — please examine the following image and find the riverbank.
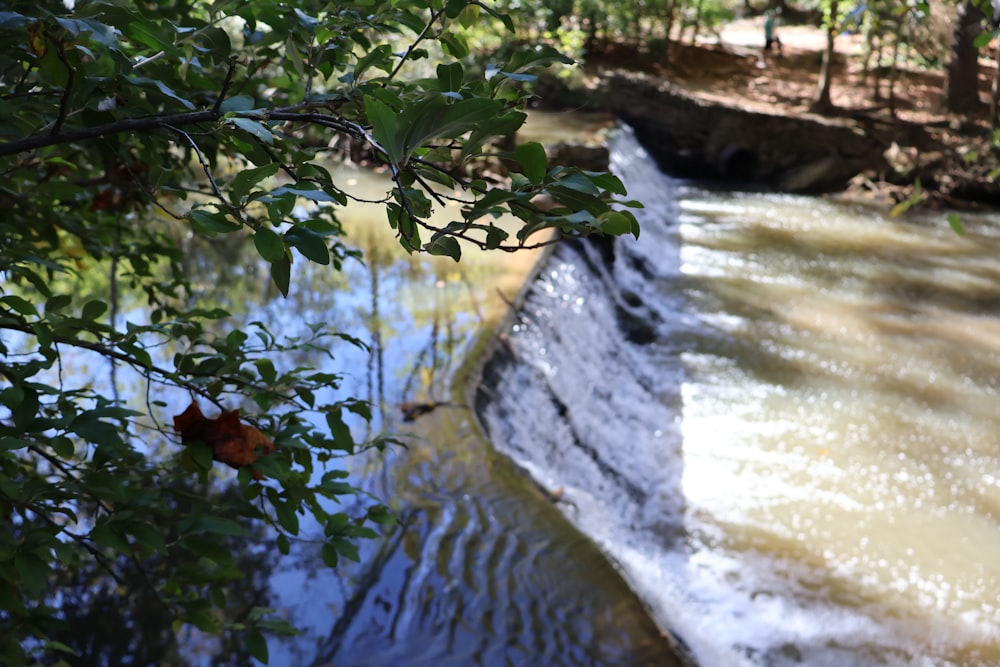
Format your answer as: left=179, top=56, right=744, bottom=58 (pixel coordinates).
left=535, top=25, right=1000, bottom=212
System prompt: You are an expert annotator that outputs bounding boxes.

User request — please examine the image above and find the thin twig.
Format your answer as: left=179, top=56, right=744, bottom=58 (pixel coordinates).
left=305, top=41, right=315, bottom=104
left=50, top=36, right=75, bottom=136
left=133, top=50, right=166, bottom=69
left=28, top=444, right=115, bottom=518
left=212, top=56, right=239, bottom=115
left=386, top=9, right=444, bottom=83
left=163, top=123, right=244, bottom=222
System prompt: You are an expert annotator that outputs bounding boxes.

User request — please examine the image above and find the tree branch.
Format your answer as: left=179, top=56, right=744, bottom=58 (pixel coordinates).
left=0, top=107, right=364, bottom=158
left=0, top=110, right=218, bottom=157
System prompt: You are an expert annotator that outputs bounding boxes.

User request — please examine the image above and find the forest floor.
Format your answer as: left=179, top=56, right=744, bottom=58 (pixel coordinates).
left=585, top=20, right=1000, bottom=210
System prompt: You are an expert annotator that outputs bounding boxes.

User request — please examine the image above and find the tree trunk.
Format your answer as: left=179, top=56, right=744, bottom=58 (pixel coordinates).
left=943, top=0, right=985, bottom=113
left=664, top=0, right=680, bottom=42
left=688, top=0, right=705, bottom=44
left=888, top=17, right=904, bottom=117
left=813, top=0, right=839, bottom=112
left=992, top=45, right=1000, bottom=130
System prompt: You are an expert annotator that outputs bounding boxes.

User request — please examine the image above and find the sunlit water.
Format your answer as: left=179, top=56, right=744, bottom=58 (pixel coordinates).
left=477, top=126, right=1000, bottom=666
left=238, top=146, right=686, bottom=666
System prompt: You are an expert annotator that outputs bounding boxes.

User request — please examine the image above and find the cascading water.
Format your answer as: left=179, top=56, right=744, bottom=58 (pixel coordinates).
left=476, top=125, right=1000, bottom=666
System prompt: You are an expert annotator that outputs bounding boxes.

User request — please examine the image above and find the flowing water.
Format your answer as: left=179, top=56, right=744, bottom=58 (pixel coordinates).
left=476, top=126, right=1000, bottom=666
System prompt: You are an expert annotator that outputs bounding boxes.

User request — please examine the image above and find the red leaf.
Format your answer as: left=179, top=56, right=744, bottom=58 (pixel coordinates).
left=173, top=402, right=275, bottom=478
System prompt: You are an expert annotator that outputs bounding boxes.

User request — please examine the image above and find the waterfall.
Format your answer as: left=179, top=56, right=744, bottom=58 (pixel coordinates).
left=476, top=125, right=733, bottom=665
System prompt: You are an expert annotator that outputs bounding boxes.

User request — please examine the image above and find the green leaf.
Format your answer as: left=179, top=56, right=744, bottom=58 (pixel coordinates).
left=457, top=4, right=481, bottom=28
left=270, top=184, right=342, bottom=203
left=0, top=11, right=30, bottom=30
left=81, top=299, right=108, bottom=321
left=123, top=521, right=167, bottom=554
left=247, top=629, right=269, bottom=664
left=124, top=21, right=172, bottom=51
left=326, top=411, right=355, bottom=452
left=270, top=257, right=291, bottom=297
left=255, top=358, right=277, bottom=383
left=0, top=295, right=38, bottom=316
left=220, top=95, right=256, bottom=112
left=69, top=412, right=120, bottom=444
left=200, top=26, right=232, bottom=58
left=586, top=170, right=629, bottom=196
left=354, top=44, right=393, bottom=82
left=285, top=227, right=330, bottom=265
left=333, top=538, right=360, bottom=562
left=506, top=44, right=574, bottom=73
left=45, top=294, right=72, bottom=312
left=485, top=224, right=508, bottom=249
left=320, top=542, right=339, bottom=567
left=227, top=117, right=275, bottom=145
left=14, top=553, right=49, bottom=598
left=231, top=163, right=280, bottom=203
left=425, top=235, right=462, bottom=261
left=50, top=436, right=74, bottom=458
left=0, top=437, right=32, bottom=451
left=10, top=386, right=38, bottom=431
left=400, top=97, right=501, bottom=160
left=181, top=536, right=235, bottom=566
left=947, top=212, right=966, bottom=236
left=364, top=96, right=402, bottom=164
left=184, top=516, right=251, bottom=538
left=187, top=440, right=214, bottom=471
left=188, top=609, right=219, bottom=633
left=40, top=639, right=78, bottom=657
left=189, top=208, right=242, bottom=235
left=436, top=62, right=463, bottom=92
left=515, top=142, right=547, bottom=184
left=91, top=521, right=131, bottom=555
left=274, top=501, right=300, bottom=535
left=130, top=76, right=196, bottom=110
left=276, top=533, right=290, bottom=556
left=254, top=227, right=286, bottom=263
left=440, top=31, right=469, bottom=58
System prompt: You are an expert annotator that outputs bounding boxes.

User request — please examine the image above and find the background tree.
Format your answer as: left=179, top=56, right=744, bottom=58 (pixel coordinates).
left=813, top=0, right=843, bottom=111
left=0, top=0, right=640, bottom=664
left=943, top=0, right=986, bottom=112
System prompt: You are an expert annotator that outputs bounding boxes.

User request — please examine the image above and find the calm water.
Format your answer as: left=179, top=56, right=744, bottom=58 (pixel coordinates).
left=477, top=126, right=1000, bottom=666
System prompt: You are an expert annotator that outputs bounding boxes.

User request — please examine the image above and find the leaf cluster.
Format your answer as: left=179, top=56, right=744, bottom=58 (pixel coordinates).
left=0, top=0, right=641, bottom=662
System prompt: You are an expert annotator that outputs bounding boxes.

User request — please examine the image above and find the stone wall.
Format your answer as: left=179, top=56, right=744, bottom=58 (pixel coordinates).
left=605, top=70, right=890, bottom=192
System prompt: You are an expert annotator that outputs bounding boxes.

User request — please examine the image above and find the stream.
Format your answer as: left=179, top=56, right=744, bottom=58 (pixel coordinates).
left=49, top=117, right=1000, bottom=666
left=476, top=125, right=1000, bottom=666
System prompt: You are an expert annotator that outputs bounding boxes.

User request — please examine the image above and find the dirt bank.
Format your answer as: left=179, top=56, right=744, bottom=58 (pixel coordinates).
left=538, top=25, right=1000, bottom=211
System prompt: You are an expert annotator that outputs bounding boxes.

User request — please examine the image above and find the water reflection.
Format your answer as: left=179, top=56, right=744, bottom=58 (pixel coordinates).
left=244, top=162, right=689, bottom=666
left=32, top=139, right=688, bottom=665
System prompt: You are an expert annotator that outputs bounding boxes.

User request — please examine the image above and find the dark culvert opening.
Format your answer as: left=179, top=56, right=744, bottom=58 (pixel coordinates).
left=717, top=146, right=759, bottom=180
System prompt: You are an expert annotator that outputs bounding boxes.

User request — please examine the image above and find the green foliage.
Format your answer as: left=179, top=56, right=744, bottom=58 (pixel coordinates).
left=0, top=0, right=641, bottom=663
